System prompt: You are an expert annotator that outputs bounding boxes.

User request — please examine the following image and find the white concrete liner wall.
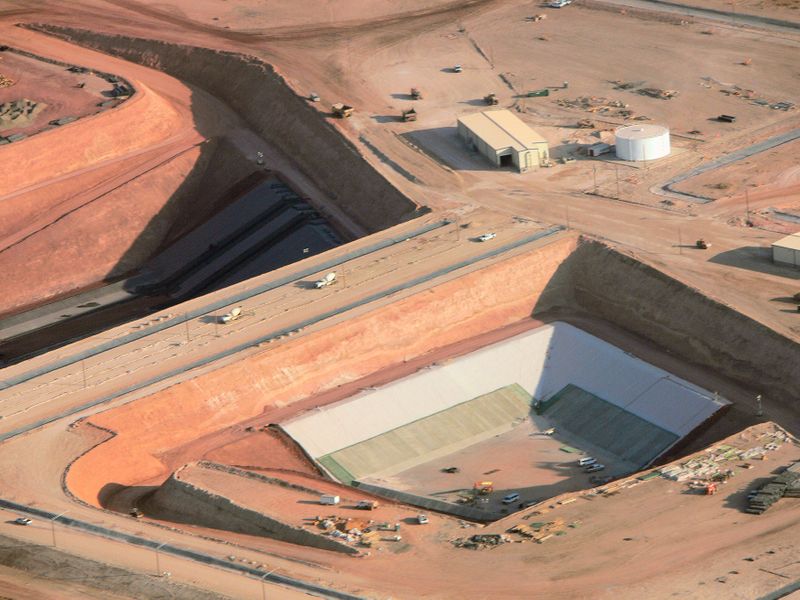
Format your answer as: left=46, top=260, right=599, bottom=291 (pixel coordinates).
left=281, top=322, right=727, bottom=458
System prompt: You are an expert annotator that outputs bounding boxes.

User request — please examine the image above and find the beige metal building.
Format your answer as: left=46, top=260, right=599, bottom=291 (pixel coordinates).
left=772, top=232, right=800, bottom=268
left=457, top=110, right=549, bottom=172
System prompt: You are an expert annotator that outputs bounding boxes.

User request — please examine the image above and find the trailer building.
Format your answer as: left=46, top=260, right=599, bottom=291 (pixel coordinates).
left=457, top=110, right=549, bottom=172
left=772, top=232, right=800, bottom=268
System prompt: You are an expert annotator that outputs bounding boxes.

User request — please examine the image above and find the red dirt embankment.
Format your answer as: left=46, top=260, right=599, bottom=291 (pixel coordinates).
left=31, top=25, right=425, bottom=234
left=0, top=77, right=182, bottom=199
left=66, top=234, right=579, bottom=506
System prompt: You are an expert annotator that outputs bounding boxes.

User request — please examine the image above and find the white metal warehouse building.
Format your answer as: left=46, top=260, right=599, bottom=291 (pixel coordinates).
left=772, top=232, right=800, bottom=268
left=457, top=110, right=549, bottom=172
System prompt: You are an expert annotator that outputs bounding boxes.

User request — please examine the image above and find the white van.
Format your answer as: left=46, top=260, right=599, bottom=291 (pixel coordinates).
left=578, top=457, right=596, bottom=467
left=502, top=493, right=520, bottom=505
left=320, top=494, right=340, bottom=505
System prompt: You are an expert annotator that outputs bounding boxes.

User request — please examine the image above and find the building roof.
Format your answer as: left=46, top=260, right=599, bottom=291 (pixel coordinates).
left=772, top=232, right=800, bottom=251
left=458, top=110, right=547, bottom=152
left=615, top=124, right=669, bottom=140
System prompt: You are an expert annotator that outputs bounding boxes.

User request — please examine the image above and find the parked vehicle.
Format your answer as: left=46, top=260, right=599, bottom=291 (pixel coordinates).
left=13, top=518, right=31, bottom=526
left=502, top=493, right=520, bottom=505
left=478, top=232, right=497, bottom=242
left=578, top=457, right=596, bottom=467
left=356, top=500, right=379, bottom=510
left=548, top=0, right=572, bottom=8
left=417, top=514, right=429, bottom=524
left=585, top=464, right=606, bottom=473
left=453, top=65, right=463, bottom=73
left=320, top=494, right=340, bottom=505
left=315, top=272, right=337, bottom=288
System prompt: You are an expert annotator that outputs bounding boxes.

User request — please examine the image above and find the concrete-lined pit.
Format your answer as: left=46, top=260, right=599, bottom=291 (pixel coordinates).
left=281, top=321, right=727, bottom=517
left=63, top=236, right=799, bottom=532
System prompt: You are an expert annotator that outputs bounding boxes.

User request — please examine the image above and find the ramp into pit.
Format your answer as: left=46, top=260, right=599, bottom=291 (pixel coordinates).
left=319, top=384, right=532, bottom=484
left=541, top=384, right=679, bottom=466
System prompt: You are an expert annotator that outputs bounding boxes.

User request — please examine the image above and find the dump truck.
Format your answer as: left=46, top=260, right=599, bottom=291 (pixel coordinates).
left=410, top=88, right=422, bottom=100
left=484, top=93, right=499, bottom=105
left=402, top=108, right=417, bottom=122
left=315, top=272, right=337, bottom=288
left=219, top=307, right=243, bottom=324
left=696, top=239, right=711, bottom=250
left=356, top=500, right=379, bottom=510
left=332, top=103, right=354, bottom=118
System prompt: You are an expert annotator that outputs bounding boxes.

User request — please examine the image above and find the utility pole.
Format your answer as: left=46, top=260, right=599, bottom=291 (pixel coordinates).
left=745, top=187, right=751, bottom=224
left=184, top=313, right=190, bottom=343
left=261, top=568, right=279, bottom=600
left=756, top=394, right=763, bottom=417
left=155, top=541, right=168, bottom=576
left=82, top=360, right=87, bottom=389
left=566, top=206, right=571, bottom=230
left=615, top=165, right=621, bottom=199
left=678, top=226, right=682, bottom=255
left=51, top=510, right=68, bottom=548
left=592, top=165, right=598, bottom=194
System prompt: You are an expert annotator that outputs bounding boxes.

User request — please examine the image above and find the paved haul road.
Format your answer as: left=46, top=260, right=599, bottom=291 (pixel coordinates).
left=589, top=0, right=800, bottom=34
left=0, top=217, right=559, bottom=438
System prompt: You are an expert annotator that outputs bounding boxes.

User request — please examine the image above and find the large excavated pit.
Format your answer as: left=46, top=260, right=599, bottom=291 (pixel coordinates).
left=1, top=27, right=425, bottom=361
left=63, top=234, right=800, bottom=550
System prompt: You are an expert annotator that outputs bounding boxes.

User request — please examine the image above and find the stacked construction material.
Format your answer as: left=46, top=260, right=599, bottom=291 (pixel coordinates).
left=0, top=74, right=14, bottom=88
left=746, top=463, right=800, bottom=514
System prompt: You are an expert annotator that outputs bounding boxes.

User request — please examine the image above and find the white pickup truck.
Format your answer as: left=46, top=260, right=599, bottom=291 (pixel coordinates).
left=315, top=272, right=337, bottom=288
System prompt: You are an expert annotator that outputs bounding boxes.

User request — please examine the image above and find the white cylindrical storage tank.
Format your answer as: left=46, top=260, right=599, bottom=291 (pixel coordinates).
left=614, top=124, right=670, bottom=161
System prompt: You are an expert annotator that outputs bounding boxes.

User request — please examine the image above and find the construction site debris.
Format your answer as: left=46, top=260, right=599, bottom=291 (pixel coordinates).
left=557, top=96, right=632, bottom=119
left=401, top=108, right=417, bottom=122
left=0, top=74, right=14, bottom=88
left=637, top=87, right=679, bottom=100
left=452, top=534, right=511, bottom=550
left=0, top=98, right=41, bottom=129
left=524, top=14, right=547, bottom=22
left=410, top=87, right=422, bottom=100
left=577, top=118, right=595, bottom=129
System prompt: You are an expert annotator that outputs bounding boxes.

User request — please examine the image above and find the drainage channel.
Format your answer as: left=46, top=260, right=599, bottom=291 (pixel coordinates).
left=0, top=499, right=362, bottom=600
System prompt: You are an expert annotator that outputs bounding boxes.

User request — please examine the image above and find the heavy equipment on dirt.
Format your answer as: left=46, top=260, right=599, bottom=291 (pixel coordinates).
left=484, top=93, right=499, bottom=105
left=332, top=103, right=354, bottom=118
left=402, top=108, right=417, bottom=122
left=410, top=88, right=422, bottom=100
left=473, top=481, right=494, bottom=494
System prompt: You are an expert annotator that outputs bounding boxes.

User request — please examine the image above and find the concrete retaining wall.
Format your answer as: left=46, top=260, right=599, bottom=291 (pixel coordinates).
left=568, top=240, right=800, bottom=408
left=353, top=481, right=500, bottom=521
left=30, top=25, right=424, bottom=234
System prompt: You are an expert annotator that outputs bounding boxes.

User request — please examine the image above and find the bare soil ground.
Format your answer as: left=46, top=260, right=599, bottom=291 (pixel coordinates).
left=0, top=533, right=228, bottom=600
left=0, top=0, right=798, bottom=598
left=0, top=49, right=114, bottom=137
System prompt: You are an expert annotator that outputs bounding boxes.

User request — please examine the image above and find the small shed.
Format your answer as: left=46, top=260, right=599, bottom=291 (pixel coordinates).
left=588, top=142, right=613, bottom=157
left=772, top=232, right=800, bottom=268
left=457, top=110, right=549, bottom=172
